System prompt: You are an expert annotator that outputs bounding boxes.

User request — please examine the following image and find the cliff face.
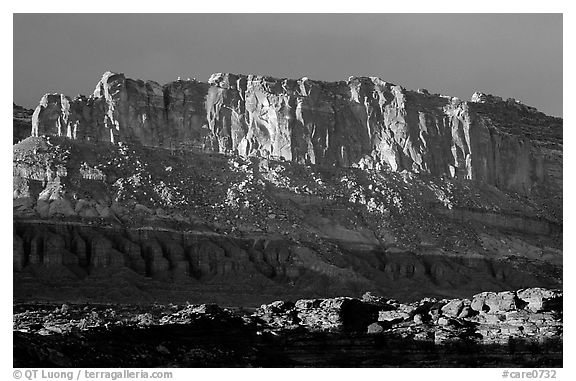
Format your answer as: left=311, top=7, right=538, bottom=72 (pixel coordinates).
left=31, top=72, right=562, bottom=197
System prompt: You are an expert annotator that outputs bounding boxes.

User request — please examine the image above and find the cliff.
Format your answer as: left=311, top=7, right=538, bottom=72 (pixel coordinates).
left=31, top=71, right=562, bottom=197
left=16, top=71, right=562, bottom=305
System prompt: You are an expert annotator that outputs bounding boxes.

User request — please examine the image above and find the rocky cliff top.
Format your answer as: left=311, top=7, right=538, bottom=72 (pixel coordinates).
left=29, top=71, right=562, bottom=199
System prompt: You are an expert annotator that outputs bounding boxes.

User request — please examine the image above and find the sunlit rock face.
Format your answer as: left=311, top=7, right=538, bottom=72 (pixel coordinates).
left=30, top=71, right=562, bottom=196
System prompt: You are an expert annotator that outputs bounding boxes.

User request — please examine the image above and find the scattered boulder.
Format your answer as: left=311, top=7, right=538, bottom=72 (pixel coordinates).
left=367, top=322, right=385, bottom=334
left=258, top=297, right=379, bottom=332
left=516, top=288, right=562, bottom=312
left=471, top=291, right=518, bottom=314
left=441, top=299, right=465, bottom=318
left=413, top=314, right=424, bottom=324
left=437, top=317, right=450, bottom=326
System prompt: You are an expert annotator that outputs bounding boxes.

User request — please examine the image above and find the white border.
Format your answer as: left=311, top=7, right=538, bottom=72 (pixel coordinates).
left=3, top=2, right=572, bottom=379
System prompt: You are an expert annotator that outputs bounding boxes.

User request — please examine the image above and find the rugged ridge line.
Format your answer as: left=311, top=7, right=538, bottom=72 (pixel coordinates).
left=31, top=71, right=562, bottom=197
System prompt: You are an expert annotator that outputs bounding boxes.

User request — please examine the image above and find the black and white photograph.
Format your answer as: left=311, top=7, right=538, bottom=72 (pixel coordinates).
left=7, top=4, right=570, bottom=375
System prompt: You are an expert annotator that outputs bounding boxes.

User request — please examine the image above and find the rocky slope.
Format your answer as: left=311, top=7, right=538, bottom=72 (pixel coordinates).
left=13, top=134, right=561, bottom=304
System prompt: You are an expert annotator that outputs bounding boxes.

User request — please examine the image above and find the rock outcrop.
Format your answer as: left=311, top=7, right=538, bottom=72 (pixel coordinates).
left=31, top=72, right=562, bottom=196
left=255, top=288, right=563, bottom=345
left=13, top=220, right=562, bottom=304
left=13, top=103, right=33, bottom=144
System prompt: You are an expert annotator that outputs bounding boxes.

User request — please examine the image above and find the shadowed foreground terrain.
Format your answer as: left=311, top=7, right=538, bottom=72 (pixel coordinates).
left=14, top=287, right=562, bottom=367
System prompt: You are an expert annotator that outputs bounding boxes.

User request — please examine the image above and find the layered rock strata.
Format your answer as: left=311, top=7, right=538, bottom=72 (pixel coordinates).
left=13, top=219, right=562, bottom=304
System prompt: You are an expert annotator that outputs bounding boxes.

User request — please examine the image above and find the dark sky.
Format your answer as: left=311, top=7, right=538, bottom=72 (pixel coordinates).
left=13, top=13, right=562, bottom=117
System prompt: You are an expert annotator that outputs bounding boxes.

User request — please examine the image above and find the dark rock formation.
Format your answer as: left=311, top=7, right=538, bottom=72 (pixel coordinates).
left=13, top=220, right=562, bottom=305
left=31, top=72, right=562, bottom=197
left=13, top=103, right=33, bottom=144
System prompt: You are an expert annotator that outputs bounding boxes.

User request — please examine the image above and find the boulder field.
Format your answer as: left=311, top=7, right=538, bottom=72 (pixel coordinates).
left=13, top=287, right=562, bottom=367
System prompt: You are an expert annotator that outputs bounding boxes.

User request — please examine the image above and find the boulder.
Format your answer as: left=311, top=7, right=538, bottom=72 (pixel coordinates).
left=471, top=291, right=518, bottom=314
left=361, top=292, right=390, bottom=305
left=367, top=322, right=385, bottom=334
left=291, top=297, right=380, bottom=332
left=437, top=317, right=451, bottom=326
left=413, top=314, right=424, bottom=324
left=441, top=299, right=465, bottom=317
left=516, top=288, right=562, bottom=312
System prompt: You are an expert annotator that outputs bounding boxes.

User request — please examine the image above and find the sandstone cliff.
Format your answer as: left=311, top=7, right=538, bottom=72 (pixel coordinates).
left=18, top=71, right=562, bottom=305
left=31, top=72, right=562, bottom=197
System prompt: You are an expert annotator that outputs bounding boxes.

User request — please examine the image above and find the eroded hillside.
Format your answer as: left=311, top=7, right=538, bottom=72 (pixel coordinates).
left=13, top=134, right=561, bottom=304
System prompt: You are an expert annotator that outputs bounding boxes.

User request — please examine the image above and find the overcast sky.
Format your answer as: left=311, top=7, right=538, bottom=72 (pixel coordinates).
left=13, top=13, right=562, bottom=117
